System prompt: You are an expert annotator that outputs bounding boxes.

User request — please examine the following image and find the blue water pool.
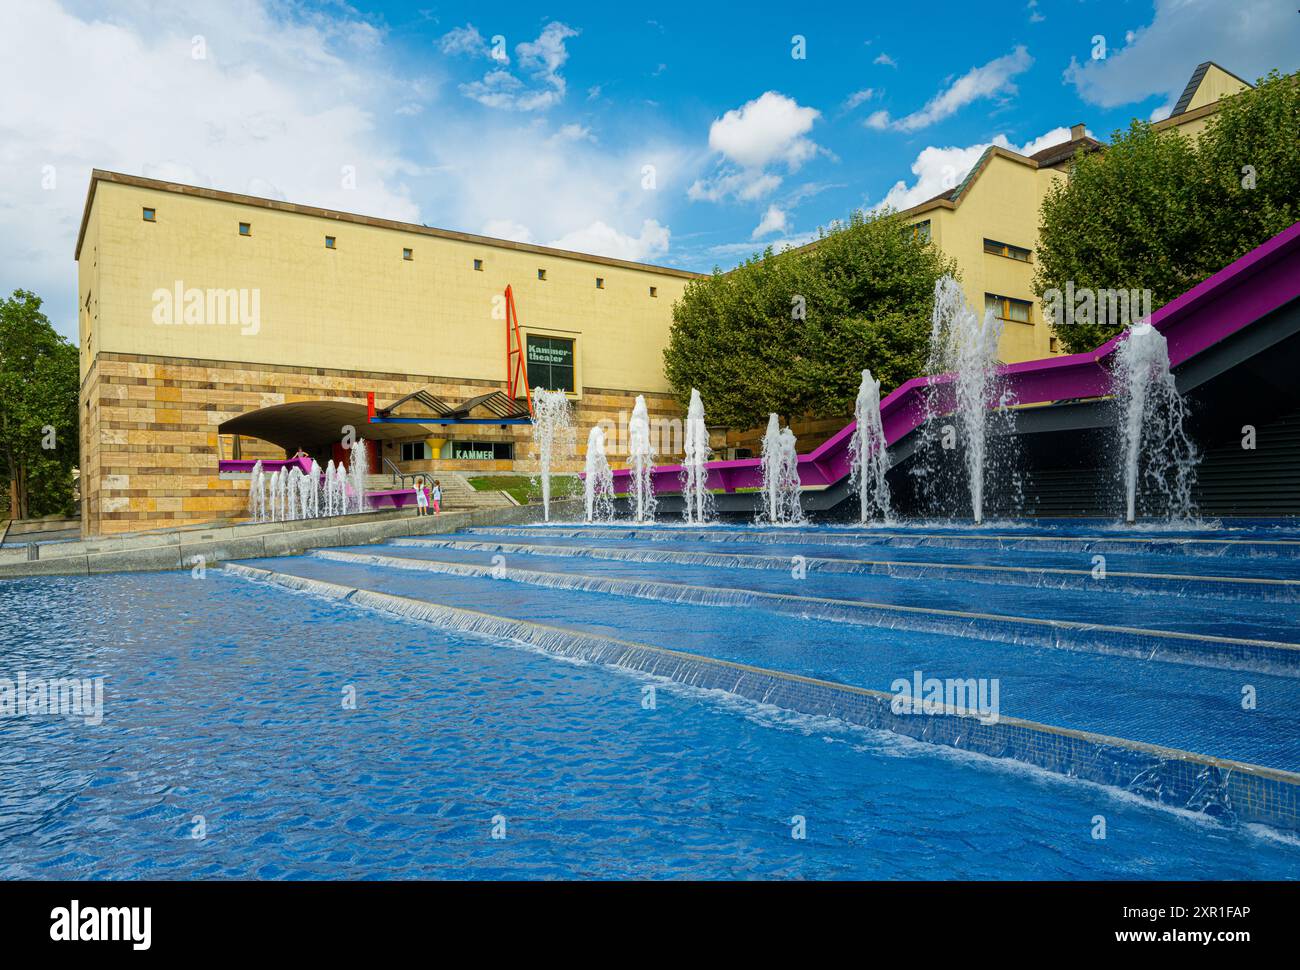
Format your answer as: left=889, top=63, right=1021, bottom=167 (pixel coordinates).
left=2, top=519, right=1298, bottom=879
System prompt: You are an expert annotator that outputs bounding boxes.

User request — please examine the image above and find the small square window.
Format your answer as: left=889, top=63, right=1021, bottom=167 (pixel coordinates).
left=403, top=248, right=413, bottom=261
left=142, top=207, right=156, bottom=222
left=537, top=268, right=547, bottom=281
left=473, top=259, right=483, bottom=271
left=595, top=277, right=604, bottom=289
left=325, top=236, right=336, bottom=249
left=239, top=222, right=251, bottom=236
left=649, top=286, right=658, bottom=298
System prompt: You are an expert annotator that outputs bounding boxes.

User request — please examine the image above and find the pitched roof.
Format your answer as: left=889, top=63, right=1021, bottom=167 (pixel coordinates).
left=1170, top=60, right=1253, bottom=117
left=1028, top=134, right=1105, bottom=167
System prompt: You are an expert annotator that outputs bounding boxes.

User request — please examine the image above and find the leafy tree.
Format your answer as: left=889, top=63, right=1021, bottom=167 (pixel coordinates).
left=1036, top=70, right=1300, bottom=353
left=663, top=210, right=954, bottom=428
left=1198, top=70, right=1300, bottom=269
left=0, top=290, right=79, bottom=519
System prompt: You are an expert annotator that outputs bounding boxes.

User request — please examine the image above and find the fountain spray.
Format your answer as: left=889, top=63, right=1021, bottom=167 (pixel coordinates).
left=1112, top=322, right=1199, bottom=523
left=627, top=395, right=657, bottom=523
left=848, top=370, right=891, bottom=523
left=680, top=388, right=715, bottom=524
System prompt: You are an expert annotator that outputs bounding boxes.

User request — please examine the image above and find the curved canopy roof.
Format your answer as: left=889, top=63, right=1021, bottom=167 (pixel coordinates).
left=218, top=400, right=431, bottom=451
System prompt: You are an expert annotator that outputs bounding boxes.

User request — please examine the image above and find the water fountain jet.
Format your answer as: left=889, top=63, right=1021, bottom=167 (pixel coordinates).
left=1112, top=322, right=1199, bottom=523
left=680, top=388, right=715, bottom=525
left=757, top=414, right=803, bottom=525
left=627, top=395, right=657, bottom=524
left=848, top=370, right=891, bottom=523
left=531, top=388, right=576, bottom=522
left=583, top=425, right=615, bottom=523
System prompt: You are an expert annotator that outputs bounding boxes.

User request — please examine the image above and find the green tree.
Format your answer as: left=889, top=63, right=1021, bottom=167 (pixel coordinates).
left=1036, top=70, right=1300, bottom=354
left=663, top=210, right=954, bottom=428
left=0, top=290, right=79, bottom=519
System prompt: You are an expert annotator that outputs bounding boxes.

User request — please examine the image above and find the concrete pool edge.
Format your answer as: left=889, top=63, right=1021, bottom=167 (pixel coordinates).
left=0, top=501, right=581, bottom=578
left=224, top=560, right=1300, bottom=834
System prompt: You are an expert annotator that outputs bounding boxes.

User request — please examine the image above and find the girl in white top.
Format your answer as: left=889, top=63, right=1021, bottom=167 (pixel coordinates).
left=414, top=476, right=429, bottom=516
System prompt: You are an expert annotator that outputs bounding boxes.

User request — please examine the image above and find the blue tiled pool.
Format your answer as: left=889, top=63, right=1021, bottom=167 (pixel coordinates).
left=2, top=519, right=1299, bottom=879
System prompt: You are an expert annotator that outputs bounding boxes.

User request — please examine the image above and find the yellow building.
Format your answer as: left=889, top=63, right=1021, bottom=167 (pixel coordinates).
left=899, top=61, right=1252, bottom=363
left=76, top=170, right=703, bottom=535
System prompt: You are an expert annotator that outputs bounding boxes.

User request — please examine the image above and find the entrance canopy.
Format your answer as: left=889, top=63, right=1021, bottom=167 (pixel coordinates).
left=219, top=400, right=433, bottom=452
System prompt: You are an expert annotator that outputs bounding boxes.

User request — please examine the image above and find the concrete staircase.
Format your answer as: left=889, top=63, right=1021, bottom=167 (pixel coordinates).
left=437, top=473, right=516, bottom=511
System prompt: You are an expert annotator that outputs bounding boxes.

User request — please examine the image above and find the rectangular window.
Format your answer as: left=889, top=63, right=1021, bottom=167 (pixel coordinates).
left=325, top=236, right=336, bottom=249
left=1049, top=337, right=1060, bottom=353
left=450, top=441, right=514, bottom=461
left=910, top=220, right=930, bottom=243
left=239, top=222, right=251, bottom=236
left=983, top=238, right=1031, bottom=261
left=142, top=207, right=156, bottom=222
left=649, top=286, right=658, bottom=298
left=537, top=268, right=547, bottom=281
left=403, top=248, right=413, bottom=260
left=473, top=259, right=483, bottom=271
left=595, top=277, right=604, bottom=289
left=985, top=293, right=1033, bottom=324
left=400, top=441, right=432, bottom=462
left=525, top=334, right=575, bottom=393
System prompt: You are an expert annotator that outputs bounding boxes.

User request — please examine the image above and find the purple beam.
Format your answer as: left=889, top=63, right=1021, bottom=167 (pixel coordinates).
left=218, top=457, right=314, bottom=477
left=608, top=219, right=1300, bottom=495
left=364, top=488, right=418, bottom=509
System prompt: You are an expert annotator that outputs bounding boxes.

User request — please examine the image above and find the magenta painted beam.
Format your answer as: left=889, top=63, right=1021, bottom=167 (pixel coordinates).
left=218, top=457, right=313, bottom=478
left=607, top=219, right=1300, bottom=495
left=364, top=488, right=418, bottom=509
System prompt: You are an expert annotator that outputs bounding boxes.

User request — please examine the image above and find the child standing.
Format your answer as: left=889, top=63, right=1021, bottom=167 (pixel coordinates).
left=432, top=480, right=442, bottom=516
left=414, top=476, right=429, bottom=517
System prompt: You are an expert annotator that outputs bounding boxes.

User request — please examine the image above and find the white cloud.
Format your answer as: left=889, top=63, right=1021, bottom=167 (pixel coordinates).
left=481, top=219, right=534, bottom=243
left=1062, top=0, right=1292, bottom=112
left=0, top=0, right=428, bottom=340
left=707, top=91, right=821, bottom=170
left=874, top=53, right=897, bottom=67
left=421, top=116, right=689, bottom=264
left=1027, top=0, right=1045, bottom=24
left=687, top=170, right=782, bottom=203
left=707, top=229, right=820, bottom=260
left=551, top=123, right=595, bottom=144
left=751, top=205, right=788, bottom=239
left=459, top=21, right=577, bottom=111
left=842, top=88, right=875, bottom=111
left=870, top=127, right=1075, bottom=212
left=864, top=110, right=891, bottom=131
left=872, top=46, right=1033, bottom=132
left=548, top=219, right=670, bottom=262
left=440, top=24, right=491, bottom=59
left=689, top=92, right=822, bottom=204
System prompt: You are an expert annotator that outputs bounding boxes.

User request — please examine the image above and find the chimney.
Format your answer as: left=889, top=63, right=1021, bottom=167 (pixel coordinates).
left=1070, top=123, right=1086, bottom=140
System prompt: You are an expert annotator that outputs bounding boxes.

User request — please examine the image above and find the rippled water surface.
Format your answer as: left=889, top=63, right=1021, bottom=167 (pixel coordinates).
left=1, top=569, right=1297, bottom=879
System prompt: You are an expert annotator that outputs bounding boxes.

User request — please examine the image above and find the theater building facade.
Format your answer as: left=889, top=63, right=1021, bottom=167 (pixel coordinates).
left=75, top=171, right=702, bottom=536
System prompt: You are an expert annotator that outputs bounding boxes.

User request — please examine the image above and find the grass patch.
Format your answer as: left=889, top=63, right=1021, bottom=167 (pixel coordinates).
left=467, top=474, right=580, bottom=506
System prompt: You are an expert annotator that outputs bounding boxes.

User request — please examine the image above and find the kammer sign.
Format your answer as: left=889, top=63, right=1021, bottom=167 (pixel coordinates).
left=526, top=335, right=575, bottom=393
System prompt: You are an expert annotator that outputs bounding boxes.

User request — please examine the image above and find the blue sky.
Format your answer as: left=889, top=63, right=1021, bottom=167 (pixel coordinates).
left=2, top=0, right=1298, bottom=341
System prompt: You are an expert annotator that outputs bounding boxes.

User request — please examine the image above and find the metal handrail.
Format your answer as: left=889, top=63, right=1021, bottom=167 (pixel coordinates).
left=382, top=457, right=421, bottom=490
